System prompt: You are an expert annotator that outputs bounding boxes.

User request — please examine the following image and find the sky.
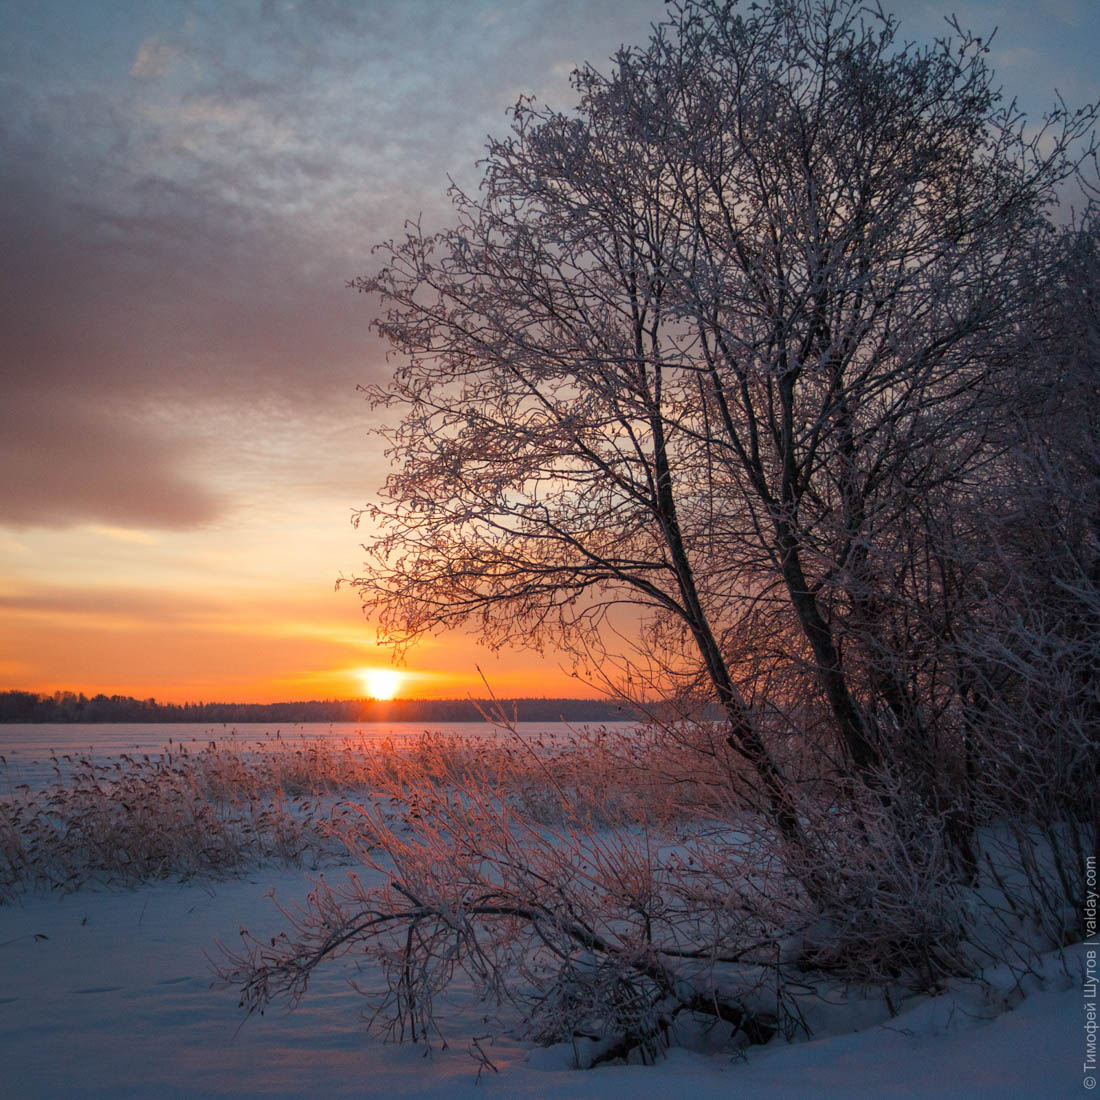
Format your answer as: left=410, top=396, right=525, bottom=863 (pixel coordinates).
left=1, top=0, right=1097, bottom=704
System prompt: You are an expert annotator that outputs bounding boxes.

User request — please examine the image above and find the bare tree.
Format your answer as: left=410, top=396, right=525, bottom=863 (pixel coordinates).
left=219, top=3, right=1099, bottom=1057
left=350, top=0, right=1093, bottom=854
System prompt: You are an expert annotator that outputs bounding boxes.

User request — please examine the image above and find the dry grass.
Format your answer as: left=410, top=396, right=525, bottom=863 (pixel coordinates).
left=0, top=723, right=733, bottom=900
left=0, top=742, right=357, bottom=896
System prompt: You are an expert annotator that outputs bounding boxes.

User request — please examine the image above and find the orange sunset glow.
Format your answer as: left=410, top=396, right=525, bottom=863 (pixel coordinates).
left=1, top=1, right=1093, bottom=707
left=0, top=1, right=685, bottom=706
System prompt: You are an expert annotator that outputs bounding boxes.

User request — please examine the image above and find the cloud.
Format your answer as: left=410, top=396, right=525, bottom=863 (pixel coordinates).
left=6, top=0, right=1086, bottom=544
left=87, top=525, right=160, bottom=546
left=130, top=37, right=183, bottom=80
left=0, top=136, right=385, bottom=527
left=0, top=396, right=223, bottom=530
left=993, top=47, right=1044, bottom=71
left=0, top=585, right=213, bottom=623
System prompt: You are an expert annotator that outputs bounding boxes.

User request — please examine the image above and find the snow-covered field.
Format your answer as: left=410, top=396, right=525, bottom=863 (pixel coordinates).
left=0, top=723, right=1093, bottom=1098
left=0, top=864, right=1090, bottom=1099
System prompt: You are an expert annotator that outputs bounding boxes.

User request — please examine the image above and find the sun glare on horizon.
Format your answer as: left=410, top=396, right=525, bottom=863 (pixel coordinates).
left=360, top=667, right=402, bottom=700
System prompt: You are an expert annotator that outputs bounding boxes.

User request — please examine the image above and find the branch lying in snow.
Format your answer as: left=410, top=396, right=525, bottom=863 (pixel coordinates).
left=216, top=872, right=778, bottom=1063
left=576, top=990, right=778, bottom=1069
left=210, top=742, right=801, bottom=1064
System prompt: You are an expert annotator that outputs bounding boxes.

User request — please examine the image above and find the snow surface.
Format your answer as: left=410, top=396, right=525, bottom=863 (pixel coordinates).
left=0, top=865, right=1090, bottom=1099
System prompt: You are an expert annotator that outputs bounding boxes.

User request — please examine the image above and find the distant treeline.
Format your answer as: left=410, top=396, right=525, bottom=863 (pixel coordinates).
left=0, top=690, right=636, bottom=724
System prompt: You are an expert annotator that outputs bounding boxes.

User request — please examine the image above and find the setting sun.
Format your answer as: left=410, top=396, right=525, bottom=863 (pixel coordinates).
left=360, top=667, right=401, bottom=700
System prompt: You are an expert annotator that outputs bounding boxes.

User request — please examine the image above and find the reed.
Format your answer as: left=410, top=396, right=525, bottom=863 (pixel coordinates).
left=0, top=724, right=717, bottom=898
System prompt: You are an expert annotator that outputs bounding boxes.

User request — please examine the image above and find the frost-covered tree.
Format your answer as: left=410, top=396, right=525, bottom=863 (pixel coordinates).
left=220, top=2, right=1098, bottom=1058
left=949, top=214, right=1100, bottom=908
left=350, top=0, right=1093, bottom=853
